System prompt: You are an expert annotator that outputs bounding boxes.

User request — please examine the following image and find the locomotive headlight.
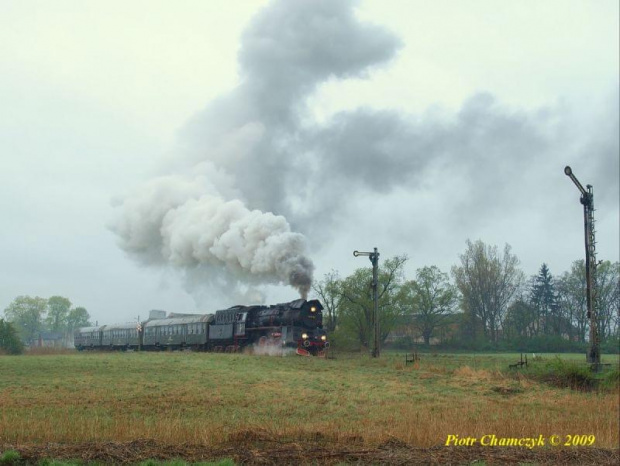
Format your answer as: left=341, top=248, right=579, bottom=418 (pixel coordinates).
left=302, top=333, right=308, bottom=339
left=321, top=335, right=326, bottom=341
left=310, top=306, right=317, bottom=312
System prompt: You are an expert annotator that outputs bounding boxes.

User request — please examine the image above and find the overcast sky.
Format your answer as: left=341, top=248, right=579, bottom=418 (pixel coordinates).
left=1, top=0, right=618, bottom=325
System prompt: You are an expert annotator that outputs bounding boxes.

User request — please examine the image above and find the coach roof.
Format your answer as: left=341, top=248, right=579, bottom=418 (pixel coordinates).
left=144, top=314, right=214, bottom=327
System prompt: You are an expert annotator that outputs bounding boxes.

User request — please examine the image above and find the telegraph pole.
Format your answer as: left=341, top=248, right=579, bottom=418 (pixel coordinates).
left=354, top=248, right=380, bottom=357
left=136, top=315, right=142, bottom=352
left=564, top=166, right=600, bottom=366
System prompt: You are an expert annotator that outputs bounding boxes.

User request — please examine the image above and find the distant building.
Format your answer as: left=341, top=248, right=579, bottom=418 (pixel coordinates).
left=33, top=331, right=73, bottom=348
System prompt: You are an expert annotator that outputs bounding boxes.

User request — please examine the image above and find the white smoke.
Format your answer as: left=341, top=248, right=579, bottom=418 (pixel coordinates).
left=111, top=168, right=314, bottom=298
left=250, top=344, right=295, bottom=357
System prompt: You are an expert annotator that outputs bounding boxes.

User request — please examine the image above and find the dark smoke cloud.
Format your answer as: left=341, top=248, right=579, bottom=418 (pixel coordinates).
left=180, top=0, right=403, bottom=214
left=112, top=0, right=619, bottom=302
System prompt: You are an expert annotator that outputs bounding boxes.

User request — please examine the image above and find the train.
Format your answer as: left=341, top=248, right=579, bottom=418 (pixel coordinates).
left=74, top=299, right=329, bottom=357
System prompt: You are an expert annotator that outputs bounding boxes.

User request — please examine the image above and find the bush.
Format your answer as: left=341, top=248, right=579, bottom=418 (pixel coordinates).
left=0, top=449, right=21, bottom=465
left=600, top=337, right=620, bottom=354
left=599, top=367, right=620, bottom=391
left=327, top=327, right=363, bottom=352
left=527, top=357, right=597, bottom=391
left=0, top=320, right=24, bottom=355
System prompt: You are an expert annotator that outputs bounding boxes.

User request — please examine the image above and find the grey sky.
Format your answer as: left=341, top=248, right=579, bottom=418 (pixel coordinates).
left=1, top=0, right=618, bottom=325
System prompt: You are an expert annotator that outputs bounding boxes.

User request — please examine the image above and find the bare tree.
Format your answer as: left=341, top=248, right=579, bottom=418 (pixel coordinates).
left=311, top=270, right=343, bottom=333
left=557, top=261, right=587, bottom=342
left=596, top=261, right=620, bottom=340
left=452, top=240, right=524, bottom=343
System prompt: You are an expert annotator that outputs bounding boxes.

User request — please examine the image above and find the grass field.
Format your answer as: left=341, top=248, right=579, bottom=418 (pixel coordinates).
left=1, top=350, right=618, bottom=464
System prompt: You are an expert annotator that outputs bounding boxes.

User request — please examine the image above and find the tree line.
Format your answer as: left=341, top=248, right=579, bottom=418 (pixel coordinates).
left=312, top=239, right=619, bottom=353
left=1, top=296, right=91, bottom=352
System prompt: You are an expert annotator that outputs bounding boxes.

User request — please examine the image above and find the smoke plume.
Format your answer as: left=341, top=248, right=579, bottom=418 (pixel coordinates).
left=111, top=0, right=401, bottom=300
left=112, top=0, right=619, bottom=301
left=111, top=165, right=314, bottom=298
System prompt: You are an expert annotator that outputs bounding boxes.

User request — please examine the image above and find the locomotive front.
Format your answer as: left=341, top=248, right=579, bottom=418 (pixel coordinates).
left=295, top=299, right=329, bottom=357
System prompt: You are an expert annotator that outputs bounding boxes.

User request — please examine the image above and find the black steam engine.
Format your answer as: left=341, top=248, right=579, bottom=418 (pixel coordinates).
left=74, top=299, right=329, bottom=357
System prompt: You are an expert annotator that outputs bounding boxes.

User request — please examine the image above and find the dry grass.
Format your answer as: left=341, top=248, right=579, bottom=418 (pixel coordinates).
left=4, top=439, right=619, bottom=465
left=0, top=351, right=618, bottom=456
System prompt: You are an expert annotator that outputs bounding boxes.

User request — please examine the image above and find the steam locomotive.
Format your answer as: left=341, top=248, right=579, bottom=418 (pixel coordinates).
left=74, top=299, right=329, bottom=357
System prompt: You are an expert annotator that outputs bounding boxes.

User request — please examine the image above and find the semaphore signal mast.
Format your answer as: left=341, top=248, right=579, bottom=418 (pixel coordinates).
left=564, top=166, right=600, bottom=366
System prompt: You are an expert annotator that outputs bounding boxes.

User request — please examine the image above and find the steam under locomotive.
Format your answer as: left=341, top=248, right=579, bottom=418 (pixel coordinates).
left=74, top=299, right=329, bottom=357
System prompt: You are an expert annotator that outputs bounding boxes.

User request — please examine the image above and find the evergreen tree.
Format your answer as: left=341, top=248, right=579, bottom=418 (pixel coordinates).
left=530, top=264, right=561, bottom=336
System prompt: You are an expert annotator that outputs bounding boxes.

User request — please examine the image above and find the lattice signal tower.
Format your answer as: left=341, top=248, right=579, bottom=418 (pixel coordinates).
left=564, top=166, right=599, bottom=365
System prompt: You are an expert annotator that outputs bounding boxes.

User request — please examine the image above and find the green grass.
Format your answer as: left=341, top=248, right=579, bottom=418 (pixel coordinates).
left=1, top=351, right=618, bottom=451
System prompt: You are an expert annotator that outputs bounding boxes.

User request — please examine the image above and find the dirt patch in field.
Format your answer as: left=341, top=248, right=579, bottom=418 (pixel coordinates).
left=3, top=439, right=619, bottom=465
